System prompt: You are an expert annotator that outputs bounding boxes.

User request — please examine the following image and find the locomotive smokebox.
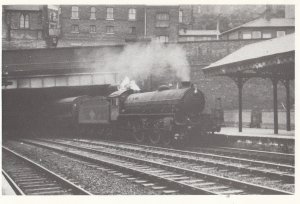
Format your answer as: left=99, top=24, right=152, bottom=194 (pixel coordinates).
left=181, top=81, right=192, bottom=88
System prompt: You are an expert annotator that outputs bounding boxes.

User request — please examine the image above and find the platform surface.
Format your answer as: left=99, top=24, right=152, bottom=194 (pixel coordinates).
left=218, top=127, right=295, bottom=140
left=2, top=174, right=17, bottom=195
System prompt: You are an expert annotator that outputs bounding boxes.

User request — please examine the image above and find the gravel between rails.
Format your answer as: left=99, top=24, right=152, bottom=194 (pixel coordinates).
left=58, top=139, right=294, bottom=193
left=3, top=140, right=160, bottom=195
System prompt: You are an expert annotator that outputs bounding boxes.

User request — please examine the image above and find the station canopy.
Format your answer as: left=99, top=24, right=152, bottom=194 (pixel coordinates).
left=202, top=33, right=295, bottom=79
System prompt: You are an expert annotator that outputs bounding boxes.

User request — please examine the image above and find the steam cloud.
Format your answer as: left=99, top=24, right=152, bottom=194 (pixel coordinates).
left=90, top=41, right=191, bottom=83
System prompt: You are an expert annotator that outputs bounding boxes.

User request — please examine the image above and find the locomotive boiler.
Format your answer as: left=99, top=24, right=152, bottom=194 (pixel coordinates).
left=108, top=82, right=221, bottom=146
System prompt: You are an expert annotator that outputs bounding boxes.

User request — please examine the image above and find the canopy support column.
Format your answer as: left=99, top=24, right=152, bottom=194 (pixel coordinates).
left=283, top=79, right=291, bottom=131
left=271, top=77, right=279, bottom=134
left=238, top=78, right=243, bottom=132
left=231, top=75, right=249, bottom=132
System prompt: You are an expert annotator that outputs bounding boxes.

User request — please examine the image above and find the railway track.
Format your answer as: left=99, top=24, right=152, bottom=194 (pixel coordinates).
left=21, top=138, right=292, bottom=195
left=59, top=138, right=294, bottom=183
left=2, top=147, right=92, bottom=195
left=189, top=146, right=294, bottom=166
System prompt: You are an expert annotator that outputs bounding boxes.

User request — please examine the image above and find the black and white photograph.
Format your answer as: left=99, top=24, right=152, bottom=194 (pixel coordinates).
left=1, top=0, right=296, bottom=198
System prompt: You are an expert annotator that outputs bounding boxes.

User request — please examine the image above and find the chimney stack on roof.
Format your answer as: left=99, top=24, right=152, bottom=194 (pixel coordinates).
left=264, top=5, right=272, bottom=21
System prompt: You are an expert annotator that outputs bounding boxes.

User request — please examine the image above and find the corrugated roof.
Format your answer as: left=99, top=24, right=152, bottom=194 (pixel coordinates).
left=179, top=29, right=220, bottom=36
left=221, top=18, right=295, bottom=35
left=5, top=5, right=43, bottom=11
left=203, top=33, right=294, bottom=70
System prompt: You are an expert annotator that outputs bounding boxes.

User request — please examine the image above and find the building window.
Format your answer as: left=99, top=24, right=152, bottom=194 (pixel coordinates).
left=90, top=7, right=96, bottom=19
left=156, top=13, right=169, bottom=27
left=277, top=31, right=286, bottom=38
left=20, top=13, right=29, bottom=29
left=197, top=6, right=201, bottom=13
left=71, top=24, right=79, bottom=33
left=252, top=31, right=261, bottom=39
left=262, top=32, right=272, bottom=39
left=242, top=32, right=252, bottom=39
left=106, top=26, right=114, bottom=34
left=179, top=10, right=183, bottom=23
left=187, top=36, right=195, bottom=41
left=156, top=35, right=169, bottom=43
left=49, top=11, right=57, bottom=22
left=130, top=27, right=136, bottom=34
left=71, top=6, right=79, bottom=19
left=106, top=8, right=114, bottom=20
left=90, top=25, right=96, bottom=33
left=128, top=8, right=136, bottom=20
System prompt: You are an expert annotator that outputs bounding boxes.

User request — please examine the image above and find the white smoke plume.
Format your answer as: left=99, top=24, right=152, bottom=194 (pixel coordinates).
left=90, top=41, right=190, bottom=83
left=119, top=76, right=141, bottom=91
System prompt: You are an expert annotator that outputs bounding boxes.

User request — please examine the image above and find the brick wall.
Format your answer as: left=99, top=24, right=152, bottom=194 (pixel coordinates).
left=60, top=5, right=145, bottom=42
left=145, top=6, right=179, bottom=42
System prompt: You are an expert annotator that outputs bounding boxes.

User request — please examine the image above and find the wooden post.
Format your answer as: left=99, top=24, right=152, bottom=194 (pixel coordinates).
left=238, top=78, right=244, bottom=132
left=272, top=78, right=279, bottom=134
left=284, top=79, right=291, bottom=131
left=231, top=76, right=247, bottom=133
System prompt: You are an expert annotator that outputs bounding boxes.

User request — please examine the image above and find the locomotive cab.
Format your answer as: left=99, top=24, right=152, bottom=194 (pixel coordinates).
left=108, top=89, right=133, bottom=121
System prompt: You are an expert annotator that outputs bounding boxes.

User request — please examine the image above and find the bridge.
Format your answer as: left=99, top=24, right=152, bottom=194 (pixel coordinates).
left=2, top=45, right=123, bottom=90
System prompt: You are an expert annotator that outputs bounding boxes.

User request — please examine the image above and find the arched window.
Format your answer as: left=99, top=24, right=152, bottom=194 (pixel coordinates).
left=24, top=14, right=29, bottom=28
left=20, top=13, right=29, bottom=29
left=90, top=7, right=96, bottom=19
left=179, top=10, right=183, bottom=23
left=71, top=6, right=79, bottom=19
left=20, top=14, right=25, bottom=28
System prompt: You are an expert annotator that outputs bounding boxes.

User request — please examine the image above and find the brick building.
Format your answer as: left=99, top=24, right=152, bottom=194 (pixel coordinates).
left=58, top=5, right=181, bottom=44
left=220, top=17, right=295, bottom=40
left=144, top=6, right=179, bottom=43
left=59, top=5, right=146, bottom=46
left=2, top=5, right=60, bottom=49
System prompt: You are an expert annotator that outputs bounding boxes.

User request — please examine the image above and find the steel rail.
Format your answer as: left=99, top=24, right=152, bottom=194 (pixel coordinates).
left=23, top=139, right=293, bottom=195
left=2, top=169, right=25, bottom=195
left=2, top=146, right=92, bottom=195
left=64, top=138, right=294, bottom=183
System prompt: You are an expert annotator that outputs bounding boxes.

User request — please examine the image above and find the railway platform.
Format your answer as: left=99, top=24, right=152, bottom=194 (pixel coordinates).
left=218, top=127, right=294, bottom=140
left=205, top=127, right=294, bottom=153
left=2, top=174, right=17, bottom=195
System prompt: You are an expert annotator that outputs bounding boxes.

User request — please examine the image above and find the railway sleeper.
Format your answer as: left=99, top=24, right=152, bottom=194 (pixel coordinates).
left=17, top=180, right=50, bottom=185
left=162, top=190, right=179, bottom=194
left=218, top=189, right=244, bottom=194
left=30, top=190, right=70, bottom=195
left=25, top=186, right=63, bottom=193
left=142, top=183, right=155, bottom=187
left=181, top=179, right=204, bottom=184
left=193, top=182, right=215, bottom=187
left=152, top=186, right=167, bottom=190
left=15, top=178, right=47, bottom=182
left=14, top=176, right=43, bottom=180
left=202, top=186, right=229, bottom=191
left=21, top=183, right=58, bottom=188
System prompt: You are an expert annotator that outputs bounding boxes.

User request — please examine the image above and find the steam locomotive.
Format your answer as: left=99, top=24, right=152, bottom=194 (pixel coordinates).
left=50, top=82, right=222, bottom=146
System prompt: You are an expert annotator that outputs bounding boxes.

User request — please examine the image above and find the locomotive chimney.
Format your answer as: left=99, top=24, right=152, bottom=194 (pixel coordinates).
left=181, top=81, right=191, bottom=88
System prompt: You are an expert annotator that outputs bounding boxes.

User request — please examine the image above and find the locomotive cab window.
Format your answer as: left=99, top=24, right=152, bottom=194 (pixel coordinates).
left=111, top=98, right=119, bottom=106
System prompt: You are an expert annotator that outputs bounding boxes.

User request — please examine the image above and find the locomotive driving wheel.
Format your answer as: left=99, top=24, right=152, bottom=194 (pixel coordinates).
left=149, top=129, right=161, bottom=145
left=132, top=122, right=145, bottom=143
left=161, top=131, right=172, bottom=147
